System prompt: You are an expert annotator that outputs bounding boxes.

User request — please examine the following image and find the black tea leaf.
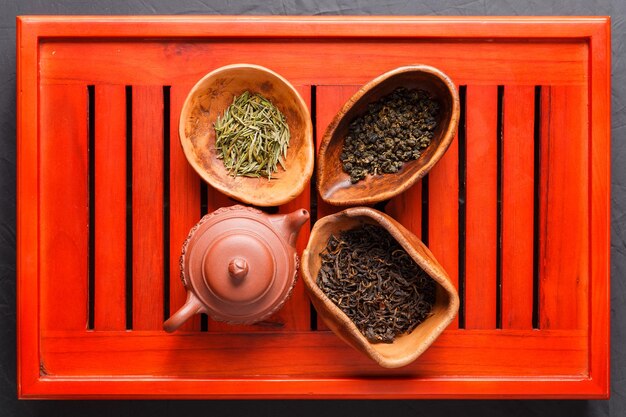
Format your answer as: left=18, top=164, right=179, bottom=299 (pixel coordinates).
left=316, top=223, right=436, bottom=343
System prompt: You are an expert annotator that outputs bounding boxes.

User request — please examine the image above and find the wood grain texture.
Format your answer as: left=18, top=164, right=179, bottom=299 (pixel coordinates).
left=464, top=85, right=498, bottom=329
left=168, top=84, right=201, bottom=332
left=539, top=85, right=589, bottom=330
left=427, top=132, right=459, bottom=329
left=39, top=41, right=587, bottom=87
left=17, top=17, right=610, bottom=399
left=40, top=329, right=586, bottom=379
left=40, top=84, right=89, bottom=331
left=501, top=86, right=535, bottom=329
left=21, top=377, right=609, bottom=400
left=18, top=15, right=611, bottom=39
left=25, top=377, right=606, bottom=400
left=132, top=85, right=165, bottom=330
left=94, top=85, right=127, bottom=331
left=588, top=21, right=611, bottom=397
left=16, top=18, right=41, bottom=395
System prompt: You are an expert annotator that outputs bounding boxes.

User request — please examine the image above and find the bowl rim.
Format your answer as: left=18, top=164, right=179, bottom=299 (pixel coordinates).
left=301, top=206, right=460, bottom=368
left=179, top=63, right=314, bottom=207
left=317, top=64, right=460, bottom=206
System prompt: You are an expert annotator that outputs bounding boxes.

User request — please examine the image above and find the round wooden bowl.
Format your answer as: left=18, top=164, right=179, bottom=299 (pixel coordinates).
left=179, top=64, right=314, bottom=207
left=301, top=207, right=459, bottom=368
left=317, top=65, right=460, bottom=206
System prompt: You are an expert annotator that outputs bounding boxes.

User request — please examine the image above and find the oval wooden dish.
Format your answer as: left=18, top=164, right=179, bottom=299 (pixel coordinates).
left=317, top=65, right=460, bottom=206
left=301, top=207, right=459, bottom=368
left=179, top=64, right=314, bottom=207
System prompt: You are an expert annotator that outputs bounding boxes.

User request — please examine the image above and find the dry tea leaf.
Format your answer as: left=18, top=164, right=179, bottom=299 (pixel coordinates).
left=316, top=224, right=436, bottom=343
left=340, top=87, right=439, bottom=183
left=214, top=91, right=290, bottom=179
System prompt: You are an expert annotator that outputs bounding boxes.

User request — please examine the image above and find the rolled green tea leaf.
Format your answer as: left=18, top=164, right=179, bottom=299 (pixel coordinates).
left=340, top=87, right=439, bottom=183
left=214, top=91, right=290, bottom=179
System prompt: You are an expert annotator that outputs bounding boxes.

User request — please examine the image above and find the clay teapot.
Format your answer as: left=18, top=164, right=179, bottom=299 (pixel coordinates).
left=164, top=205, right=309, bottom=332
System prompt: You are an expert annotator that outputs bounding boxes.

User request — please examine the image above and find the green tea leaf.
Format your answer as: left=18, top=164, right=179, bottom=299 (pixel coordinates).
left=213, top=91, right=291, bottom=179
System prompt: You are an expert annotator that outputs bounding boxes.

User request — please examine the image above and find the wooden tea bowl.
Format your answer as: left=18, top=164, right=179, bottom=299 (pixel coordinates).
left=317, top=65, right=460, bottom=206
left=301, top=207, right=459, bottom=368
left=179, top=64, right=314, bottom=207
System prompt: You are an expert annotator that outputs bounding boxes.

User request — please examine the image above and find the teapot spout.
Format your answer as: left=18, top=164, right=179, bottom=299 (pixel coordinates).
left=271, top=209, right=310, bottom=247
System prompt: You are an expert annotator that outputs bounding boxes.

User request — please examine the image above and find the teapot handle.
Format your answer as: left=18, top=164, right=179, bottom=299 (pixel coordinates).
left=163, top=293, right=203, bottom=333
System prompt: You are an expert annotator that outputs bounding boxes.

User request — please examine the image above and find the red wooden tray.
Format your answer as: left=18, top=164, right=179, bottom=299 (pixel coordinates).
left=16, top=16, right=611, bottom=399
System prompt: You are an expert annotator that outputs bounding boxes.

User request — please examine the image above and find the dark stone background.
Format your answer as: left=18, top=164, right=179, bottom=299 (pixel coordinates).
left=1, top=1, right=623, bottom=416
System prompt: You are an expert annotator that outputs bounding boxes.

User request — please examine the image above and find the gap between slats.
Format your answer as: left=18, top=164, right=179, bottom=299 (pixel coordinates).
left=309, top=84, right=318, bottom=331
left=89, top=85, right=173, bottom=331
left=125, top=86, right=133, bottom=330
left=85, top=83, right=557, bottom=334
left=461, top=85, right=543, bottom=330
left=313, top=84, right=522, bottom=332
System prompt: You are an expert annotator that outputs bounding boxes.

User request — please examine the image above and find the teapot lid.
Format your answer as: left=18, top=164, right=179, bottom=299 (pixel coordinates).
left=180, top=205, right=297, bottom=324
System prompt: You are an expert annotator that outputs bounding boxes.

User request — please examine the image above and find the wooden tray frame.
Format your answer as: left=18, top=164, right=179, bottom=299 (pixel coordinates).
left=16, top=16, right=610, bottom=399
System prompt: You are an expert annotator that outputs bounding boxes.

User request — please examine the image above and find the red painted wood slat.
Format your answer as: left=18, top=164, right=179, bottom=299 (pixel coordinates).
left=94, top=85, right=127, bottom=330
left=464, top=85, right=498, bottom=329
left=41, top=329, right=587, bottom=379
left=588, top=22, right=611, bottom=397
left=539, top=86, right=589, bottom=330
left=16, top=19, right=41, bottom=394
left=132, top=86, right=165, bottom=330
left=20, top=15, right=611, bottom=40
left=168, top=84, right=201, bottom=332
left=39, top=41, right=587, bottom=87
left=21, top=377, right=608, bottom=400
left=40, top=84, right=89, bottom=331
left=501, top=86, right=535, bottom=329
left=427, top=131, right=459, bottom=329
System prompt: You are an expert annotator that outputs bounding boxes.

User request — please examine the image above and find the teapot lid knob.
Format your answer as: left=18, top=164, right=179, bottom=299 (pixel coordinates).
left=203, top=233, right=275, bottom=305
left=228, top=257, right=249, bottom=280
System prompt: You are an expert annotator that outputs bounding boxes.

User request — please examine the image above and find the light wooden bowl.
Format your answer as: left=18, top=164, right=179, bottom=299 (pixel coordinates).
left=301, top=207, right=459, bottom=368
left=317, top=65, right=460, bottom=206
left=179, top=64, right=314, bottom=207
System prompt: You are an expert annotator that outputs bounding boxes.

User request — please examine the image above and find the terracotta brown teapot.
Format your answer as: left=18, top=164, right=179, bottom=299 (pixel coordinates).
left=164, top=205, right=309, bottom=332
